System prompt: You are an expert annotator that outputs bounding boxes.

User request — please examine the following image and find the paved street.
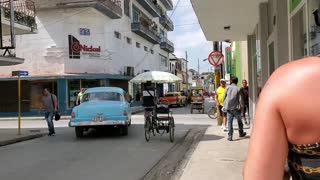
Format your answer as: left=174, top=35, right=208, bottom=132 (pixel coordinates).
left=0, top=105, right=215, bottom=180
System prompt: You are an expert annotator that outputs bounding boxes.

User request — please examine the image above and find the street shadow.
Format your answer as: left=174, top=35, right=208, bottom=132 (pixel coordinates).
left=201, top=134, right=224, bottom=141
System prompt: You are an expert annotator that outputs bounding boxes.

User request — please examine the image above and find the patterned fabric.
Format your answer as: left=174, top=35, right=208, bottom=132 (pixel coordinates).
left=288, top=142, right=320, bottom=180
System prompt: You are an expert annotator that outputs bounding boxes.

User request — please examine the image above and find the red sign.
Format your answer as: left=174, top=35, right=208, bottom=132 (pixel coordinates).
left=72, top=42, right=101, bottom=53
left=225, top=47, right=232, bottom=52
left=208, top=51, right=224, bottom=67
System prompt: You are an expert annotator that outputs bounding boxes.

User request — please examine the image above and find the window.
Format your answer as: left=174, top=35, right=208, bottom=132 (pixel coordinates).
left=136, top=42, right=140, bottom=48
left=150, top=49, right=154, bottom=54
left=132, top=6, right=140, bottom=23
left=160, top=29, right=165, bottom=41
left=144, top=46, right=148, bottom=51
left=160, top=54, right=168, bottom=67
left=126, top=37, right=132, bottom=44
left=124, top=0, right=130, bottom=17
left=82, top=92, right=123, bottom=102
left=291, top=6, right=307, bottom=59
left=114, top=31, right=121, bottom=39
left=308, top=0, right=320, bottom=56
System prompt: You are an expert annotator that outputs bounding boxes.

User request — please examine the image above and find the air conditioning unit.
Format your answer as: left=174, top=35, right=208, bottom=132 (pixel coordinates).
left=124, top=66, right=134, bottom=76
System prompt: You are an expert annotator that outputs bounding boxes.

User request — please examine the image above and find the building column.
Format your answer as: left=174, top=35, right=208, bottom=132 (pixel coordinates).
left=276, top=0, right=289, bottom=66
left=247, top=35, right=256, bottom=123
left=259, top=2, right=269, bottom=87
left=57, top=79, right=67, bottom=115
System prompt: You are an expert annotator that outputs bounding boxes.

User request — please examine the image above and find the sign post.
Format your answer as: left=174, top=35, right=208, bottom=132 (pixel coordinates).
left=208, top=51, right=224, bottom=90
left=12, top=71, right=28, bottom=135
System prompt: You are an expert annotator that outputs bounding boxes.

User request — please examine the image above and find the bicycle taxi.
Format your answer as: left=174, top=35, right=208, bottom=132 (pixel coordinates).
left=129, top=71, right=182, bottom=142
left=189, top=87, right=205, bottom=114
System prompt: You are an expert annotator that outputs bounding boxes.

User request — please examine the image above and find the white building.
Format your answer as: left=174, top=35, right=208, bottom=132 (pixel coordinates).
left=0, top=0, right=174, bottom=116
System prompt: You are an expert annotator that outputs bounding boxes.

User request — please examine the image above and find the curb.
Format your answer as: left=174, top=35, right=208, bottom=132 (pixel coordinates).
left=0, top=133, right=46, bottom=147
left=140, top=127, right=207, bottom=180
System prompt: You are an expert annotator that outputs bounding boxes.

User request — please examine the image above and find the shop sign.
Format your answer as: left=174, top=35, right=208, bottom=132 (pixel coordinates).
left=225, top=47, right=232, bottom=74
left=68, top=35, right=101, bottom=59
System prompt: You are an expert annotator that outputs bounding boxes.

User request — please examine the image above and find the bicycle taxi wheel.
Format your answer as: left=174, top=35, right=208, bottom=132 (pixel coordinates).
left=169, top=117, right=175, bottom=142
left=207, top=107, right=217, bottom=119
left=144, top=111, right=153, bottom=142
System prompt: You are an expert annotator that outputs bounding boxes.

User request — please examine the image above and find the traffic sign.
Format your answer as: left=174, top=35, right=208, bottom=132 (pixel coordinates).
left=208, top=51, right=224, bottom=67
left=12, top=71, right=28, bottom=77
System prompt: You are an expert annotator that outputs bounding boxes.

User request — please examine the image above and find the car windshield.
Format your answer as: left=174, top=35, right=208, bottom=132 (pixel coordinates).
left=81, top=92, right=123, bottom=102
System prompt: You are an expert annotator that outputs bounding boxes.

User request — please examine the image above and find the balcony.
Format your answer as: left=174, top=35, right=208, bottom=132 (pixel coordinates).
left=132, top=22, right=161, bottom=44
left=159, top=0, right=173, bottom=10
left=57, top=0, right=122, bottom=19
left=160, top=38, right=174, bottom=52
left=136, top=0, right=161, bottom=17
left=159, top=14, right=174, bottom=31
left=0, top=0, right=37, bottom=35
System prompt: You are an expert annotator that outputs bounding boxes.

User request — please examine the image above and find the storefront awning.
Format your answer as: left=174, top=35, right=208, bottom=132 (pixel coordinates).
left=0, top=73, right=133, bottom=81
left=191, top=0, right=267, bottom=41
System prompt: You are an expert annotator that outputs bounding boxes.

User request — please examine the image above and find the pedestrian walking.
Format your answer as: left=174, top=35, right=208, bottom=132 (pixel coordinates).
left=40, top=88, right=58, bottom=136
left=222, top=76, right=246, bottom=141
left=215, top=79, right=227, bottom=131
left=243, top=56, right=320, bottom=180
left=240, top=79, right=249, bottom=125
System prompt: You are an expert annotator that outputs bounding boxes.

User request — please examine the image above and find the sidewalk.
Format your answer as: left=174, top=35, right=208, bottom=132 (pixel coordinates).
left=0, top=128, right=46, bottom=147
left=179, top=124, right=251, bottom=180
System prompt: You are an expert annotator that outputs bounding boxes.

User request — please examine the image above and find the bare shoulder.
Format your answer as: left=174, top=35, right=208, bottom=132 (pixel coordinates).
left=264, top=57, right=320, bottom=88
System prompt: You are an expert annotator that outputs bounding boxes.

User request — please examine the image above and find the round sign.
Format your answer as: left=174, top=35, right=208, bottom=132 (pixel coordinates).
left=208, top=51, right=224, bottom=67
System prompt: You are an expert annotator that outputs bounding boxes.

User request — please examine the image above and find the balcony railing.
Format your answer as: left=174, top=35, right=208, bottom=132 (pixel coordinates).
left=136, top=0, right=161, bottom=17
left=131, top=22, right=161, bottom=44
left=159, top=0, right=173, bottom=10
left=159, top=14, right=173, bottom=31
left=0, top=0, right=37, bottom=31
left=57, top=0, right=122, bottom=19
left=160, top=38, right=174, bottom=52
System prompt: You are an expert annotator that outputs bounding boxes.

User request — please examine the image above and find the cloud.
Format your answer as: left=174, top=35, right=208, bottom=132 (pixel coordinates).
left=168, top=0, right=214, bottom=72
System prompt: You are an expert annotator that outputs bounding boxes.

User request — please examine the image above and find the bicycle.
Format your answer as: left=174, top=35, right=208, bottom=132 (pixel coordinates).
left=207, top=106, right=218, bottom=119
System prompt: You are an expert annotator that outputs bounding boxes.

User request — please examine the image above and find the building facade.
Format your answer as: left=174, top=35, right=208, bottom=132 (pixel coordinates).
left=192, top=0, right=320, bottom=121
left=0, top=0, right=37, bottom=65
left=0, top=0, right=174, bottom=116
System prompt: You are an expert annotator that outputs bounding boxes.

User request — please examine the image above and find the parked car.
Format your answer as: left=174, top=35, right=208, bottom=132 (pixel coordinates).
left=69, top=87, right=132, bottom=138
left=160, top=92, right=187, bottom=107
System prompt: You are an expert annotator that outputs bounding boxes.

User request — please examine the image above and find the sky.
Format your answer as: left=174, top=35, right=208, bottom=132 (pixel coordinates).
left=167, top=0, right=214, bottom=73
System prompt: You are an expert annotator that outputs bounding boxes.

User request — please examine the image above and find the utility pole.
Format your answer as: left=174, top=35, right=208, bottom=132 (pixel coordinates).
left=213, top=41, right=220, bottom=90
left=197, top=58, right=200, bottom=86
left=185, top=51, right=189, bottom=89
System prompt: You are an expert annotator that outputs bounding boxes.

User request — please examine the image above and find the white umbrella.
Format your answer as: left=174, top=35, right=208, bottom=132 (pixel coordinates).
left=129, top=71, right=182, bottom=83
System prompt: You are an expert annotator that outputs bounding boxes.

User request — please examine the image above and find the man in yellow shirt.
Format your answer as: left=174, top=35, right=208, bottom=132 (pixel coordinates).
left=215, top=79, right=227, bottom=131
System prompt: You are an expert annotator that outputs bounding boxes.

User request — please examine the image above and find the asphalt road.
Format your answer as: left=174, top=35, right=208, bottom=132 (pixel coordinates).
left=0, top=105, right=215, bottom=180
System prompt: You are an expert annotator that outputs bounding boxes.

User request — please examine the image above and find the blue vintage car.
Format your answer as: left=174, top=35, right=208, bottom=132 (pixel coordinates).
left=69, top=87, right=132, bottom=137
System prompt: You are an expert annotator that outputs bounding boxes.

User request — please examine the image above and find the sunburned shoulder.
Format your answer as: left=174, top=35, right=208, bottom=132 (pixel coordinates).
left=265, top=56, right=320, bottom=87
